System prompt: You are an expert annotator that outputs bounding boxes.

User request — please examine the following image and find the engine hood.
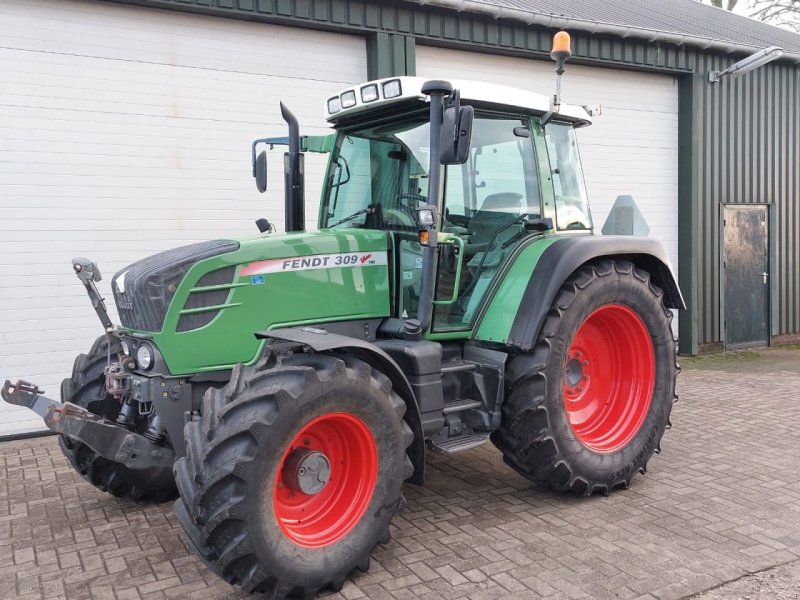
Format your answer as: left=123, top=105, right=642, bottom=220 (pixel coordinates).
left=136, top=229, right=391, bottom=375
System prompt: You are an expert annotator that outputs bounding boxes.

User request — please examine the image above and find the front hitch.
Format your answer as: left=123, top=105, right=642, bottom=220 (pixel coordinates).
left=1, top=380, right=174, bottom=470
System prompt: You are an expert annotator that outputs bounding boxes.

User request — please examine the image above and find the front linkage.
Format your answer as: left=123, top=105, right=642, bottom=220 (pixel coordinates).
left=1, top=379, right=173, bottom=470
left=2, top=256, right=176, bottom=473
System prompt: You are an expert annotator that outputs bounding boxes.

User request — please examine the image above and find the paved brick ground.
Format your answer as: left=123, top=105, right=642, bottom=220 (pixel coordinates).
left=1, top=348, right=799, bottom=600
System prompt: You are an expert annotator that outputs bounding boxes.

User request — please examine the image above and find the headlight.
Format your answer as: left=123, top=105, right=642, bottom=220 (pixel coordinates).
left=120, top=340, right=130, bottom=356
left=136, top=344, right=154, bottom=370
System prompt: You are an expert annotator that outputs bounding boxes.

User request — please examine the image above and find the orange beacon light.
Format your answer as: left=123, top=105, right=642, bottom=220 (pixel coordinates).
left=551, top=31, right=572, bottom=64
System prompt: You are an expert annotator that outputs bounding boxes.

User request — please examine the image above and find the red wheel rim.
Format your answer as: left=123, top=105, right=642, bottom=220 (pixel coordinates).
left=273, top=412, right=378, bottom=548
left=563, top=304, right=655, bottom=453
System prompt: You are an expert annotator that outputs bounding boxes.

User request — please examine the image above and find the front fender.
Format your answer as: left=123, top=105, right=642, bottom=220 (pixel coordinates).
left=476, top=235, right=684, bottom=352
left=256, top=327, right=426, bottom=484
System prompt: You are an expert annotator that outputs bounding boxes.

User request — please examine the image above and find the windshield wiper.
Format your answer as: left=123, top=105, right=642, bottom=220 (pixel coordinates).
left=328, top=205, right=376, bottom=228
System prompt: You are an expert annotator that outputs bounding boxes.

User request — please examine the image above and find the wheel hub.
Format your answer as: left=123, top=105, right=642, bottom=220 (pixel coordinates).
left=564, top=356, right=585, bottom=388
left=282, top=448, right=331, bottom=495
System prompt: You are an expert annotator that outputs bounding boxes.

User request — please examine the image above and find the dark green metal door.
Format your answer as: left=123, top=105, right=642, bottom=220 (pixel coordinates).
left=723, top=206, right=769, bottom=348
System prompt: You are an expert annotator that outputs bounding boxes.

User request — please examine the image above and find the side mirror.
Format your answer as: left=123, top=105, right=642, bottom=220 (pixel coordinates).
left=255, top=150, right=268, bottom=193
left=523, top=217, right=553, bottom=232
left=439, top=105, right=473, bottom=165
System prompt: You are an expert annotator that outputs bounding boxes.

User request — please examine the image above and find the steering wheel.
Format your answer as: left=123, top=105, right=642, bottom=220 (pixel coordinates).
left=394, top=193, right=427, bottom=211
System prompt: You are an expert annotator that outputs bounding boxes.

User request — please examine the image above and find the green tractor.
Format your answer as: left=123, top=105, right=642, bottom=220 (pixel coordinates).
left=3, top=34, right=681, bottom=599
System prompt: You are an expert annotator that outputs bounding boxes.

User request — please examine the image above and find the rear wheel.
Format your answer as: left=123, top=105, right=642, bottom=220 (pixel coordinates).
left=174, top=353, right=412, bottom=597
left=491, top=259, right=677, bottom=495
left=59, top=335, right=177, bottom=502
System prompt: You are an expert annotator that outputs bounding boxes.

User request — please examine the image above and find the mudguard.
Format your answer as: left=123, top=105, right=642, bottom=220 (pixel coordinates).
left=256, top=327, right=426, bottom=484
left=504, top=235, right=685, bottom=352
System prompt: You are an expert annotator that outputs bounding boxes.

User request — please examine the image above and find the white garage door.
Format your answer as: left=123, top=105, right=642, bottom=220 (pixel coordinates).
left=417, top=45, right=679, bottom=300
left=0, top=0, right=366, bottom=437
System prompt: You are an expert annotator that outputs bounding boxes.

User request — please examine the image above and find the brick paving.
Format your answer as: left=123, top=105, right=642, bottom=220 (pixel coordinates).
left=1, top=347, right=799, bottom=600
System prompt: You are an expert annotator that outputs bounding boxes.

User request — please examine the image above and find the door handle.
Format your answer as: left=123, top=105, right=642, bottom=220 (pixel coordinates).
left=762, top=272, right=768, bottom=284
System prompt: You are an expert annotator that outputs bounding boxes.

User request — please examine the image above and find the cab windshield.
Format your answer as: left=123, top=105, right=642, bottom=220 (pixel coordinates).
left=321, top=114, right=548, bottom=231
left=322, top=117, right=431, bottom=231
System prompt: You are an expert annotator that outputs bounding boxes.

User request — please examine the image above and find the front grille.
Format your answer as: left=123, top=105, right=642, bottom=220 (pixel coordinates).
left=112, top=240, right=239, bottom=332
left=176, top=266, right=237, bottom=332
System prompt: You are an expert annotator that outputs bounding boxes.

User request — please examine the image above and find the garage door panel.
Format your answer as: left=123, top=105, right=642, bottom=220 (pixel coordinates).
left=1, top=2, right=365, bottom=83
left=417, top=49, right=678, bottom=113
left=0, top=0, right=365, bottom=437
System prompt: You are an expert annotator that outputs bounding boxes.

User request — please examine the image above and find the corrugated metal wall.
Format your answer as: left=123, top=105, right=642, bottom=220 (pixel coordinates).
left=690, top=53, right=800, bottom=347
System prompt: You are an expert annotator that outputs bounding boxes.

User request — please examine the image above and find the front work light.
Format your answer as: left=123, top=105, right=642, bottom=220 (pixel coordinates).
left=416, top=205, right=438, bottom=247
left=327, top=96, right=342, bottom=114
left=340, top=90, right=357, bottom=108
left=361, top=84, right=379, bottom=102
left=417, top=207, right=435, bottom=226
left=382, top=79, right=402, bottom=98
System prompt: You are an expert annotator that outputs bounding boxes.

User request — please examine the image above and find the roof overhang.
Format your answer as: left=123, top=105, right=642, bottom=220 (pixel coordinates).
left=412, top=0, right=800, bottom=64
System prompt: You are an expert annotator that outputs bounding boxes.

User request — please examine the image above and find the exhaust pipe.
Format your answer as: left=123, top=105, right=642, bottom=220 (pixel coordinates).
left=280, top=103, right=305, bottom=232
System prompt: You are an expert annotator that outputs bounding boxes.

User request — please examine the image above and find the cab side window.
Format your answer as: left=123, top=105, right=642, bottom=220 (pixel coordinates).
left=544, top=122, right=592, bottom=231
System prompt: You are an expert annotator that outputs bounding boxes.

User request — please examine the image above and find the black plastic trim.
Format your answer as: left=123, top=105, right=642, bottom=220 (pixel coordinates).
left=112, top=240, right=238, bottom=332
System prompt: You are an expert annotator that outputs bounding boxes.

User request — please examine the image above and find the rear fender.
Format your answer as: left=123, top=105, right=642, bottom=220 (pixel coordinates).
left=256, top=327, right=426, bottom=484
left=502, top=236, right=684, bottom=353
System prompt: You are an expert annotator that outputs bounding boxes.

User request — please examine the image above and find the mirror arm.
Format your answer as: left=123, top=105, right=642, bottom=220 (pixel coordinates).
left=251, top=136, right=292, bottom=176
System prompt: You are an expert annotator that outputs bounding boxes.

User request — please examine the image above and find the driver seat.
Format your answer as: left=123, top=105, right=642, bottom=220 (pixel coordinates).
left=468, top=192, right=523, bottom=245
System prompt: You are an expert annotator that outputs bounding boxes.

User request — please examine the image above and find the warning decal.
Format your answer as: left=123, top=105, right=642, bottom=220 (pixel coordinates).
left=241, top=251, right=388, bottom=277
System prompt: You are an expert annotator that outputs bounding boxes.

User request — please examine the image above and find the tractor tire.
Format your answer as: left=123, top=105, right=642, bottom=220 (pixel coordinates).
left=59, top=335, right=177, bottom=502
left=491, top=259, right=678, bottom=496
left=174, top=353, right=413, bottom=598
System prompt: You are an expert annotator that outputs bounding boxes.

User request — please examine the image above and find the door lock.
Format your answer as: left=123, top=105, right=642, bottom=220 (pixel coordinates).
left=762, top=272, right=768, bottom=284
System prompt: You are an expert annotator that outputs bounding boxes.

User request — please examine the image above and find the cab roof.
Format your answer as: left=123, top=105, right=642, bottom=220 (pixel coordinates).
left=324, top=76, right=593, bottom=127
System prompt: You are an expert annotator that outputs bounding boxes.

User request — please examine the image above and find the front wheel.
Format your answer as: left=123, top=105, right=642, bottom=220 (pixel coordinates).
left=491, top=259, right=678, bottom=496
left=174, top=353, right=412, bottom=597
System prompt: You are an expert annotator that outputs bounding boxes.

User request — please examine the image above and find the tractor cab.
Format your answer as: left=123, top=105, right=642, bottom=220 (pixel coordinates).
left=255, top=76, right=595, bottom=335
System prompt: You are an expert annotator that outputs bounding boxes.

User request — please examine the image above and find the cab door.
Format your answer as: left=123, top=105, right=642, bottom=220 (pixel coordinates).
left=431, top=115, right=543, bottom=333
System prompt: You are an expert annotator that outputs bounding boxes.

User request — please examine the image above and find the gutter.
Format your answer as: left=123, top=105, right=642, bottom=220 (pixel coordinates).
left=414, top=0, right=800, bottom=64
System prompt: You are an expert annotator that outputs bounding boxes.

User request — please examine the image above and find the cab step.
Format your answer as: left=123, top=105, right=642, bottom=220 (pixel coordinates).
left=440, top=361, right=477, bottom=374
left=427, top=432, right=490, bottom=455
left=442, top=399, right=482, bottom=415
